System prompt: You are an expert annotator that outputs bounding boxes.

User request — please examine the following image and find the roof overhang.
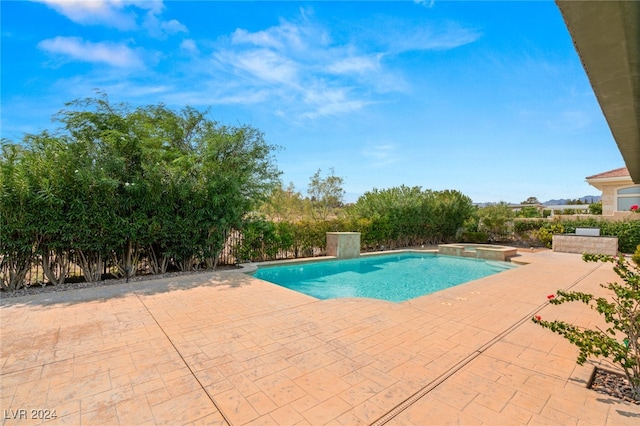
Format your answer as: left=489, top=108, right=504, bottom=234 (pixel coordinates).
left=585, top=175, right=634, bottom=191
left=556, top=1, right=640, bottom=183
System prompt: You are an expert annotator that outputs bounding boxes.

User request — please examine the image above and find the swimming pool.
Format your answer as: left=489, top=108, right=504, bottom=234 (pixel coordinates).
left=251, top=252, right=516, bottom=302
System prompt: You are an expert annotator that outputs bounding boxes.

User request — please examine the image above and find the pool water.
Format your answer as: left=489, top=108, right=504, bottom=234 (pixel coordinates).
left=252, top=252, right=516, bottom=302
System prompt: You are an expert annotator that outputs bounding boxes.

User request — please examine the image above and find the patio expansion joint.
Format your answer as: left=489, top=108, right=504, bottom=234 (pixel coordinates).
left=370, top=260, right=604, bottom=426
left=132, top=292, right=232, bottom=425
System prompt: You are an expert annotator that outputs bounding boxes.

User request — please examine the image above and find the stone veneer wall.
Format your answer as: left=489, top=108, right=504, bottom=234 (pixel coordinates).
left=552, top=235, right=618, bottom=256
left=326, top=232, right=361, bottom=259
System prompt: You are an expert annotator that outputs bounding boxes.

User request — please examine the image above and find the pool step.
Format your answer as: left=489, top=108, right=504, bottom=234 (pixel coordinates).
left=486, top=261, right=515, bottom=272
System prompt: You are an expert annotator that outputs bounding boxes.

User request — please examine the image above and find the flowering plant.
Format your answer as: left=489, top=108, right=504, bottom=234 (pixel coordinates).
left=532, top=253, right=640, bottom=402
left=631, top=205, right=639, bottom=213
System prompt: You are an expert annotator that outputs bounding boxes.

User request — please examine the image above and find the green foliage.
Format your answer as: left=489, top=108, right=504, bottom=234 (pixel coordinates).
left=344, top=186, right=474, bottom=247
left=532, top=253, right=640, bottom=401
left=307, top=168, right=345, bottom=221
left=259, top=183, right=309, bottom=222
left=459, top=232, right=488, bottom=244
left=589, top=201, right=603, bottom=215
left=521, top=196, right=541, bottom=205
left=632, top=245, right=640, bottom=267
left=559, top=218, right=640, bottom=253
left=535, top=223, right=565, bottom=248
left=515, top=206, right=542, bottom=218
left=513, top=219, right=546, bottom=233
left=510, top=218, right=640, bottom=252
left=0, top=95, right=280, bottom=287
left=477, top=203, right=514, bottom=241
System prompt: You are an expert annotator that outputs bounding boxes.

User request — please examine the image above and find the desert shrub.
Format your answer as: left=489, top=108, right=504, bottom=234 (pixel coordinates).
left=477, top=203, right=514, bottom=241
left=589, top=202, right=603, bottom=215
left=460, top=232, right=488, bottom=243
left=514, top=219, right=546, bottom=233
left=633, top=245, right=640, bottom=266
left=536, top=223, right=565, bottom=248
left=533, top=253, right=640, bottom=402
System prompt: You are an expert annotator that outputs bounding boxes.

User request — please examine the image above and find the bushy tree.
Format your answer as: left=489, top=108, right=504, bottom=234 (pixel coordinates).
left=0, top=95, right=280, bottom=288
left=259, top=182, right=309, bottom=222
left=307, top=168, right=345, bottom=220
left=345, top=186, right=474, bottom=247
left=477, top=202, right=515, bottom=241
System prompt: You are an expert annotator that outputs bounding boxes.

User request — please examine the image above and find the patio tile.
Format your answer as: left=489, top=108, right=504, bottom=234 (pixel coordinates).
left=2, top=250, right=640, bottom=425
left=214, top=388, right=260, bottom=425
left=300, top=395, right=351, bottom=425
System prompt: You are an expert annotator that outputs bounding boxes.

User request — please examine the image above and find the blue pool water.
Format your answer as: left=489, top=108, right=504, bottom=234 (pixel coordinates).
left=252, top=252, right=516, bottom=302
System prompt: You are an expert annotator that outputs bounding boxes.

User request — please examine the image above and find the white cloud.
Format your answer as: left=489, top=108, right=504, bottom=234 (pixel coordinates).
left=362, top=143, right=401, bottom=167
left=35, top=0, right=140, bottom=30
left=34, top=0, right=187, bottom=38
left=413, top=0, right=436, bottom=8
left=216, top=48, right=299, bottom=85
left=38, top=36, right=143, bottom=68
left=207, top=15, right=392, bottom=120
left=180, top=39, right=199, bottom=55
left=388, top=22, right=481, bottom=53
left=231, top=19, right=321, bottom=53
left=143, top=11, right=188, bottom=39
left=326, top=54, right=382, bottom=75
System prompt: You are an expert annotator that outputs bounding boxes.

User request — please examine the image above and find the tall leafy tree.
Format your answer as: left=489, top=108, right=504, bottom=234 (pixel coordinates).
left=307, top=168, right=345, bottom=220
left=1, top=95, right=280, bottom=287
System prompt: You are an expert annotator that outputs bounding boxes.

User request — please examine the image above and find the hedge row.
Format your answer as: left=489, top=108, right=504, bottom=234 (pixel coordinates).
left=513, top=218, right=640, bottom=253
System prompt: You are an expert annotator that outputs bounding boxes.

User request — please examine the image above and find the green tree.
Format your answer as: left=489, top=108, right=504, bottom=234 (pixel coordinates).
left=259, top=182, right=309, bottom=222
left=477, top=202, right=515, bottom=241
left=1, top=95, right=281, bottom=287
left=521, top=196, right=541, bottom=205
left=307, top=168, right=345, bottom=221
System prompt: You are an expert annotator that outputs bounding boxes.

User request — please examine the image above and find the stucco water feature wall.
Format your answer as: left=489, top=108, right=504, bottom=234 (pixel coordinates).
left=326, top=232, right=361, bottom=259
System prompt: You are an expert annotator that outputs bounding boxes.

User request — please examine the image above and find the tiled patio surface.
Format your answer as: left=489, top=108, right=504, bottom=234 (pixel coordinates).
left=1, top=250, right=639, bottom=425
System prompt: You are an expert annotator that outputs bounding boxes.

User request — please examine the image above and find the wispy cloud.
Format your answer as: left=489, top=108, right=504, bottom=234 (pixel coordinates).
left=34, top=0, right=187, bottom=38
left=206, top=13, right=398, bottom=120
left=38, top=36, right=144, bottom=68
left=390, top=22, right=481, bottom=52
left=362, top=143, right=401, bottom=167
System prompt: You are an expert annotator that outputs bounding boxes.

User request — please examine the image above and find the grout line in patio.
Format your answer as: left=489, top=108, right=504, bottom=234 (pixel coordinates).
left=132, top=291, right=233, bottom=425
left=370, top=261, right=604, bottom=425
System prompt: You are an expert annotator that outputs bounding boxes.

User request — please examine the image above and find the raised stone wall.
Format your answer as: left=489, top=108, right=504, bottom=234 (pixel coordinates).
left=552, top=235, right=618, bottom=256
left=326, top=232, right=361, bottom=259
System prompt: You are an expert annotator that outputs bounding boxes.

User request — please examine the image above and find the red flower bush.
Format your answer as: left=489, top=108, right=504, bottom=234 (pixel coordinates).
left=533, top=253, right=640, bottom=402
left=631, top=205, right=639, bottom=213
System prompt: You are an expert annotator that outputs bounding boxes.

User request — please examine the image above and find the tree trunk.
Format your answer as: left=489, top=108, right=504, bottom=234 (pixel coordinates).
left=42, top=249, right=69, bottom=286
left=0, top=255, right=31, bottom=291
left=76, top=250, right=103, bottom=282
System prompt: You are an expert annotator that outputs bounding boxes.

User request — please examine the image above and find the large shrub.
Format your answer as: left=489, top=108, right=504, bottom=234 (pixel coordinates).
left=344, top=186, right=474, bottom=247
left=0, top=96, right=280, bottom=289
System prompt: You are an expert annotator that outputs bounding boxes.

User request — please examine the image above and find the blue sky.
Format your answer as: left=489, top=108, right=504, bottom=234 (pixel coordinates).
left=1, top=0, right=625, bottom=203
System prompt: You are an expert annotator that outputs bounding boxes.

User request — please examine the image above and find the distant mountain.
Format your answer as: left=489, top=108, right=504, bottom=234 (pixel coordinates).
left=542, top=195, right=601, bottom=206
left=474, top=195, right=601, bottom=207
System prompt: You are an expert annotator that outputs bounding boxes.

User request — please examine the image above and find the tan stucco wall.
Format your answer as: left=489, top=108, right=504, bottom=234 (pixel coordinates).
left=552, top=235, right=618, bottom=256
left=600, top=184, right=617, bottom=215
left=326, top=232, right=361, bottom=258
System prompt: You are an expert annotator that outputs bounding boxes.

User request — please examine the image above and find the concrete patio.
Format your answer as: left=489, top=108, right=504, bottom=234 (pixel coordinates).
left=1, top=250, right=639, bottom=425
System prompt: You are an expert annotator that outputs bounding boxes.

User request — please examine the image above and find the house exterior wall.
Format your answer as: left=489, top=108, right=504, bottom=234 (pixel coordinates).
left=600, top=184, right=617, bottom=215
left=588, top=180, right=638, bottom=216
